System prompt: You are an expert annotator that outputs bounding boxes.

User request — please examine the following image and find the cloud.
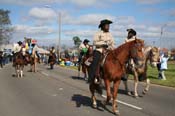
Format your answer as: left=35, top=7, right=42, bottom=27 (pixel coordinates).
left=28, top=7, right=135, bottom=27
left=29, top=7, right=56, bottom=20
left=64, top=14, right=117, bottom=26
left=0, top=0, right=127, bottom=7
left=13, top=24, right=55, bottom=38
left=135, top=0, right=164, bottom=4
left=167, top=8, right=175, bottom=17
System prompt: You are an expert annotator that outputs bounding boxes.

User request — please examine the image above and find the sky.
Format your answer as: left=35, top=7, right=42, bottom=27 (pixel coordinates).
left=0, top=0, right=175, bottom=48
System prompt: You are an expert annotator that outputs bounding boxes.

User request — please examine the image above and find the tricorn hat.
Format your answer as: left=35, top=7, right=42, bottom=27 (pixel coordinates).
left=127, top=28, right=137, bottom=36
left=98, top=19, right=113, bottom=28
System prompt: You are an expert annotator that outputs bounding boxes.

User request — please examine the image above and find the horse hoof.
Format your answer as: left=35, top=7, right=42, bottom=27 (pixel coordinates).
left=127, top=91, right=132, bottom=96
left=142, top=91, right=146, bottom=95
left=134, top=95, right=139, bottom=98
left=92, top=103, right=97, bottom=109
left=142, top=89, right=148, bottom=95
left=113, top=110, right=120, bottom=116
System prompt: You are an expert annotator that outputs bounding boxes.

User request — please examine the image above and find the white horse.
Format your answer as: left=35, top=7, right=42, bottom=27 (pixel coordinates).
left=123, top=46, right=160, bottom=97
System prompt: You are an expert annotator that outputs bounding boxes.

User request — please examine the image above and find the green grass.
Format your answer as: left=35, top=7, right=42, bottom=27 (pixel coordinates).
left=147, top=61, right=175, bottom=87
left=60, top=61, right=175, bottom=88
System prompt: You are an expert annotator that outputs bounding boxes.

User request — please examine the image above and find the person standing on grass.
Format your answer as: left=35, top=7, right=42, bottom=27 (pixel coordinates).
left=159, top=53, right=170, bottom=80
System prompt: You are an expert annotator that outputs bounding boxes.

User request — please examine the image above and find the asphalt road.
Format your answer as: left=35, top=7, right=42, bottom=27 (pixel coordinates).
left=0, top=64, right=175, bottom=116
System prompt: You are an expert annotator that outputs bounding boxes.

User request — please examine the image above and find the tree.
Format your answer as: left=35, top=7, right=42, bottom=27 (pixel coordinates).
left=0, top=9, right=13, bottom=45
left=72, top=36, right=82, bottom=47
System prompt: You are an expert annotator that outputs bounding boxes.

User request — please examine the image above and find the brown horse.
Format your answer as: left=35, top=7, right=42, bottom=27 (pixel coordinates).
left=123, top=46, right=160, bottom=97
left=89, top=39, right=144, bottom=115
left=13, top=51, right=25, bottom=78
left=78, top=45, right=93, bottom=80
left=48, top=52, right=56, bottom=69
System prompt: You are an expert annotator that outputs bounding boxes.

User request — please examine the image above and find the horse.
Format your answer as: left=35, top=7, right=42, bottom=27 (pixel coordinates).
left=48, top=52, right=56, bottom=69
left=13, top=51, right=25, bottom=78
left=25, top=51, right=40, bottom=72
left=89, top=39, right=145, bottom=115
left=123, top=46, right=160, bottom=97
left=0, top=51, right=3, bottom=68
left=78, top=45, right=93, bottom=80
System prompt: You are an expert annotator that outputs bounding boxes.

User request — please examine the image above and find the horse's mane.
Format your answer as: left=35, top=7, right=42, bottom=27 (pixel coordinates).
left=113, top=40, right=136, bottom=55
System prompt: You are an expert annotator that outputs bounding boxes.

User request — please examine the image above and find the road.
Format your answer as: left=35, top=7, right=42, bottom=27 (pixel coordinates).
left=0, top=64, right=175, bottom=116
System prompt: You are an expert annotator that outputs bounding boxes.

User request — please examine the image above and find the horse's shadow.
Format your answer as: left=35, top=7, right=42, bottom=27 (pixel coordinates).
left=72, top=94, right=123, bottom=115
left=71, top=94, right=104, bottom=111
left=71, top=76, right=86, bottom=81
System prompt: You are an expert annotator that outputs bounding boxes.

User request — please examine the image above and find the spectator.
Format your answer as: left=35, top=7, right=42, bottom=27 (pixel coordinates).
left=159, top=53, right=169, bottom=80
left=157, top=57, right=161, bottom=79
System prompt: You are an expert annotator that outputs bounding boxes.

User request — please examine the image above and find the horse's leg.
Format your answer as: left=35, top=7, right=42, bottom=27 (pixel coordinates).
left=143, top=78, right=150, bottom=94
left=17, top=65, right=20, bottom=78
left=82, top=65, right=87, bottom=80
left=103, top=79, right=111, bottom=106
left=78, top=64, right=81, bottom=78
left=122, top=74, right=131, bottom=95
left=123, top=80, right=132, bottom=96
left=89, top=83, right=97, bottom=108
left=34, top=60, right=36, bottom=72
left=112, top=80, right=121, bottom=115
left=15, top=66, right=18, bottom=77
left=20, top=66, right=24, bottom=78
left=133, top=71, right=139, bottom=97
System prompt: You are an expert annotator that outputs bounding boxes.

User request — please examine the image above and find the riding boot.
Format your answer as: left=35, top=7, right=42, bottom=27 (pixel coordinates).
left=88, top=50, right=102, bottom=83
left=94, top=63, right=101, bottom=84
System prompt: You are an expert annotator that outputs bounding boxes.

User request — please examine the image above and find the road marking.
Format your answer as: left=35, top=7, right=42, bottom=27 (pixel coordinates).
left=101, top=95, right=143, bottom=110
left=39, top=69, right=142, bottom=110
left=41, top=72, right=49, bottom=76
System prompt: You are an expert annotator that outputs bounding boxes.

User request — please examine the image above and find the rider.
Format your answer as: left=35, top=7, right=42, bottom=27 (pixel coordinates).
left=50, top=46, right=57, bottom=59
left=13, top=41, right=23, bottom=66
left=89, top=19, right=115, bottom=83
left=78, top=39, right=90, bottom=63
left=31, top=41, right=40, bottom=63
left=125, top=28, right=137, bottom=43
left=122, top=28, right=137, bottom=93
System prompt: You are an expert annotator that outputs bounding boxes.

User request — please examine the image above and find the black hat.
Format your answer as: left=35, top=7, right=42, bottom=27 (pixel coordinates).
left=127, top=28, right=137, bottom=36
left=17, top=41, right=23, bottom=45
left=83, top=39, right=90, bottom=43
left=98, top=19, right=113, bottom=28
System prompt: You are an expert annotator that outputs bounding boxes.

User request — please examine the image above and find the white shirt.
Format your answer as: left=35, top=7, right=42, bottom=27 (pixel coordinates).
left=124, top=36, right=136, bottom=43
left=93, top=30, right=115, bottom=53
left=13, top=44, right=22, bottom=53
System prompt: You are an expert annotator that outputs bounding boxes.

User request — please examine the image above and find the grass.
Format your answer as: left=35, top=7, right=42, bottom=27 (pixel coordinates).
left=60, top=61, right=175, bottom=88
left=147, top=61, right=175, bottom=87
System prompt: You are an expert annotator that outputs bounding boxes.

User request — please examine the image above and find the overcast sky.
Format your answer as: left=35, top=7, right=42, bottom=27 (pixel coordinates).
left=0, top=0, right=175, bottom=48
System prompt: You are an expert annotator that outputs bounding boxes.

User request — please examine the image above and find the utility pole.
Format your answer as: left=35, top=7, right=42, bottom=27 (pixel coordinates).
left=58, top=12, right=61, bottom=59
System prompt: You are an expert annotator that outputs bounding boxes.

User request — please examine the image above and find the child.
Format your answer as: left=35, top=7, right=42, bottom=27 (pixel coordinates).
left=159, top=53, right=169, bottom=80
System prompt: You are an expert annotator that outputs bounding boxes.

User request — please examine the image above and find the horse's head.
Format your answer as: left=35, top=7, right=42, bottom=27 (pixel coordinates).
left=149, top=47, right=160, bottom=67
left=129, top=39, right=145, bottom=66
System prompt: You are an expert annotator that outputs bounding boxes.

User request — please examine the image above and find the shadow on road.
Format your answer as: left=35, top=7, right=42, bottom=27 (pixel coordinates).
left=71, top=94, right=104, bottom=111
left=71, top=94, right=121, bottom=115
left=71, top=76, right=86, bottom=81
